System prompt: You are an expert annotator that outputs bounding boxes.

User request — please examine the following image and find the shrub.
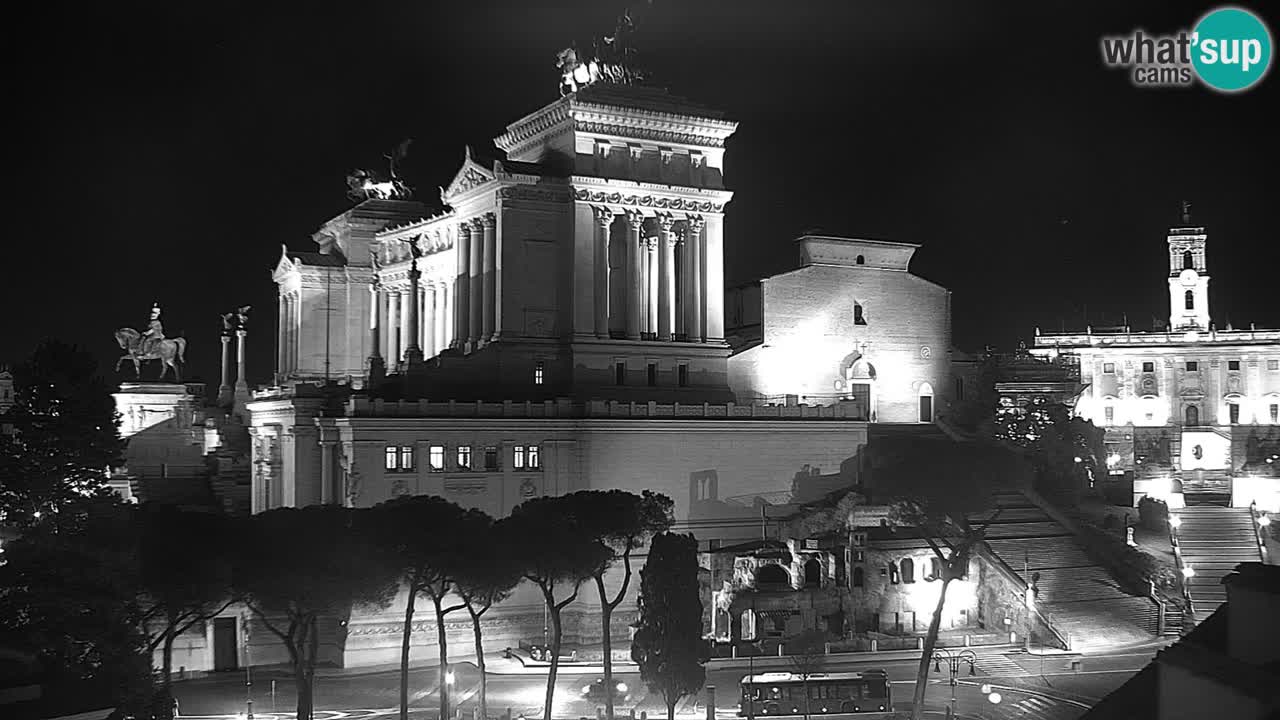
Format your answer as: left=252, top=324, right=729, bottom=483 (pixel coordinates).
left=1138, top=497, right=1169, bottom=531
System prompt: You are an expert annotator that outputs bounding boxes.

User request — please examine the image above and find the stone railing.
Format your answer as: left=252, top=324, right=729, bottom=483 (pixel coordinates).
left=1036, top=327, right=1280, bottom=347
left=344, top=397, right=871, bottom=420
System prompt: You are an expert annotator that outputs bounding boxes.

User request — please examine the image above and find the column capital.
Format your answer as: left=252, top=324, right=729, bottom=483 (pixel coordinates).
left=593, top=205, right=616, bottom=228
left=457, top=221, right=473, bottom=237
left=480, top=212, right=497, bottom=229
left=644, top=236, right=659, bottom=250
left=626, top=210, right=646, bottom=231
left=685, top=214, right=706, bottom=234
left=657, top=212, right=677, bottom=233
left=468, top=216, right=485, bottom=232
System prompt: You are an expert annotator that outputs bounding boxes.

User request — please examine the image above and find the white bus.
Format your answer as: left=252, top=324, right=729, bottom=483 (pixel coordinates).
left=739, top=670, right=893, bottom=716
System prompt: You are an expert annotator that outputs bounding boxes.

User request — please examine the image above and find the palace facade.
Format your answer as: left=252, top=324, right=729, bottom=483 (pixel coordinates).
left=243, top=81, right=961, bottom=668
left=1031, top=210, right=1280, bottom=509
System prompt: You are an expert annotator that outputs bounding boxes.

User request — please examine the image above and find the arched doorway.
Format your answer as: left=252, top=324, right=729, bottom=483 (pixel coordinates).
left=803, top=558, right=821, bottom=587
left=918, top=382, right=935, bottom=423
left=841, top=355, right=877, bottom=420
left=1185, top=404, right=1200, bottom=427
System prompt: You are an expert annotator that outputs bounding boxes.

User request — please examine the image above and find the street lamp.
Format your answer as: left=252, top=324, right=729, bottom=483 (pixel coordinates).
left=931, top=648, right=976, bottom=719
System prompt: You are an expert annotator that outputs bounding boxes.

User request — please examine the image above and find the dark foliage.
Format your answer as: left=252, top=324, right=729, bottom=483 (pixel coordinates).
left=631, top=532, right=709, bottom=720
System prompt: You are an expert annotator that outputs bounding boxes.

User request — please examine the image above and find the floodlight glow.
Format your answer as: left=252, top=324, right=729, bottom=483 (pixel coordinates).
left=616, top=682, right=628, bottom=693
left=446, top=670, right=456, bottom=685
left=988, top=692, right=1002, bottom=704
left=1169, top=514, right=1182, bottom=529
left=1258, top=514, right=1271, bottom=527
left=1182, top=565, right=1195, bottom=578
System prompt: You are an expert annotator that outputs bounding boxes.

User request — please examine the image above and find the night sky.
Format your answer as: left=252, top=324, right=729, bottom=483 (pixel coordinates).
left=8, top=1, right=1278, bottom=391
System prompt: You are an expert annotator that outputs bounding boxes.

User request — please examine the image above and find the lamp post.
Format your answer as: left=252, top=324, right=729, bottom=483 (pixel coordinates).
left=931, top=648, right=976, bottom=720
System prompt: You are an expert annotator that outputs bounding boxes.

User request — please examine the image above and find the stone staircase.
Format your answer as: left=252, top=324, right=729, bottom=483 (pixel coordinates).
left=1173, top=504, right=1262, bottom=624
left=974, top=492, right=1160, bottom=650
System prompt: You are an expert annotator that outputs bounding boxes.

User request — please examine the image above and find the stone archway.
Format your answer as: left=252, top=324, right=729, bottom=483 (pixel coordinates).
left=838, top=351, right=877, bottom=420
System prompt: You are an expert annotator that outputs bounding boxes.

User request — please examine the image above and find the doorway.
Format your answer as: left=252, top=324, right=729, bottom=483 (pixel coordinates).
left=213, top=617, right=238, bottom=671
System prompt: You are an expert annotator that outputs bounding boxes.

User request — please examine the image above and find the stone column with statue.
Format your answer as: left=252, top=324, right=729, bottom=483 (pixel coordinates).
left=233, top=306, right=251, bottom=419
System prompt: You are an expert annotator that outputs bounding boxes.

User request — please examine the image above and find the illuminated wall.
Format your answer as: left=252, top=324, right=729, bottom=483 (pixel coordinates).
left=728, top=236, right=952, bottom=422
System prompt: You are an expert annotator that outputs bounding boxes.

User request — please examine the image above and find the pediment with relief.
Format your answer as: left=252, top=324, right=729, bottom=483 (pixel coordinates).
left=442, top=147, right=495, bottom=203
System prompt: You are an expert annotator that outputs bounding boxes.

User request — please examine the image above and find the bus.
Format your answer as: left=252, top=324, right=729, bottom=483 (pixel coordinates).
left=739, top=671, right=893, bottom=716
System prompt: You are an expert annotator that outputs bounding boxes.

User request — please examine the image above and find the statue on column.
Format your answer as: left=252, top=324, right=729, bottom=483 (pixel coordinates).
left=235, top=305, right=251, bottom=331
left=114, top=303, right=187, bottom=381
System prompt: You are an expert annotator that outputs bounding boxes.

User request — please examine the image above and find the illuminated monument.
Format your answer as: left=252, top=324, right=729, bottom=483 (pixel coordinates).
left=244, top=13, right=964, bottom=668
left=1032, top=203, right=1280, bottom=510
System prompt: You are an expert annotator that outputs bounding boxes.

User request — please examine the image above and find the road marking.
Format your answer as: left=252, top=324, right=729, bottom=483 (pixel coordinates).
left=975, top=653, right=1025, bottom=677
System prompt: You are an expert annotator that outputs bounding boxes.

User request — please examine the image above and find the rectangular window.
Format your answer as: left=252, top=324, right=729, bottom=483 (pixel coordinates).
left=1269, top=359, right=1280, bottom=371
left=1142, top=361, right=1154, bottom=373
left=429, top=446, right=445, bottom=471
left=1186, top=361, right=1198, bottom=372
left=528, top=445, right=541, bottom=469
left=514, top=445, right=526, bottom=469
left=457, top=446, right=472, bottom=470
left=1104, top=406, right=1115, bottom=424
left=1228, top=360, right=1241, bottom=371
left=385, top=446, right=398, bottom=471
left=1229, top=404, right=1240, bottom=424
left=1103, top=362, right=1115, bottom=374
left=678, top=364, right=689, bottom=387
left=615, top=361, right=626, bottom=385
left=647, top=363, right=657, bottom=387
left=399, top=446, right=415, bottom=471
left=484, top=446, right=498, bottom=471
left=533, top=361, right=545, bottom=385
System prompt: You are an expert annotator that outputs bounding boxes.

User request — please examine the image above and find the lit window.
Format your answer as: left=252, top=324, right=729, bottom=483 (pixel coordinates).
left=429, top=446, right=445, bottom=471
left=457, top=446, right=472, bottom=470
left=1103, top=363, right=1115, bottom=374
left=1228, top=360, right=1240, bottom=371
left=647, top=363, right=657, bottom=387
left=678, top=364, right=689, bottom=387
left=854, top=304, right=867, bottom=325
left=528, top=445, right=541, bottom=469
left=399, top=446, right=415, bottom=471
left=484, top=446, right=498, bottom=471
left=385, top=446, right=398, bottom=471
left=533, top=361, right=545, bottom=385
left=514, top=445, right=525, bottom=469
left=1186, top=361, right=1198, bottom=372
left=1142, top=362, right=1154, bottom=373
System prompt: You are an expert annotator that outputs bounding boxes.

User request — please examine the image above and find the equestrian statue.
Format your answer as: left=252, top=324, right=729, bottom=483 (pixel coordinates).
left=115, top=303, right=187, bottom=381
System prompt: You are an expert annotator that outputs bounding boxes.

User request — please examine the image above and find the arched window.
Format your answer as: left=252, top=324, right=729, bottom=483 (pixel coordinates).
left=1183, top=250, right=1194, bottom=270
left=856, top=254, right=865, bottom=265
left=803, top=558, right=822, bottom=587
left=900, top=558, right=915, bottom=583
left=854, top=304, right=867, bottom=325
left=1185, top=290, right=1194, bottom=310
left=756, top=564, right=789, bottom=587
left=853, top=567, right=865, bottom=588
left=1185, top=404, right=1200, bottom=426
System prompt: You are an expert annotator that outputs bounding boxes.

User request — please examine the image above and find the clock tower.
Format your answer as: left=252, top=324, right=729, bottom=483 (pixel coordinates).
left=1167, top=201, right=1210, bottom=331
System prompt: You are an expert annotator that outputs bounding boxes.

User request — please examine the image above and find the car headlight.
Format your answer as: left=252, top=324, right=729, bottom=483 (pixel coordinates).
left=616, top=683, right=628, bottom=693
left=582, top=686, right=591, bottom=694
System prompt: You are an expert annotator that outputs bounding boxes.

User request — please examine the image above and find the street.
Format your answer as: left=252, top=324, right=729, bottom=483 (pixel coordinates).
left=170, top=643, right=1162, bottom=720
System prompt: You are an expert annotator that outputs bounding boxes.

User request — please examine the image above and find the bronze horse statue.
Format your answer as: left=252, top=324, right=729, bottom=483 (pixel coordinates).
left=114, top=328, right=187, bottom=381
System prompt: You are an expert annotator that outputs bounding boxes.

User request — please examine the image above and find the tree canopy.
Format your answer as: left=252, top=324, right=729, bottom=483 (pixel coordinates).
left=0, top=340, right=124, bottom=529
left=632, top=532, right=709, bottom=720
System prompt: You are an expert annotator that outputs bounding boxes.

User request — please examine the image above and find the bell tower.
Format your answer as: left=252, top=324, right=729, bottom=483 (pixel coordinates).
left=1167, top=201, right=1210, bottom=331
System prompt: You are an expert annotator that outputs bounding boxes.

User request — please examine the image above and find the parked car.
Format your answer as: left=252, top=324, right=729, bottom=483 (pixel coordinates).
left=582, top=677, right=631, bottom=703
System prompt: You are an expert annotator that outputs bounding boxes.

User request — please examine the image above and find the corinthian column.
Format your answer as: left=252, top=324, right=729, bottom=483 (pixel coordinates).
left=424, top=283, right=437, bottom=358
left=626, top=212, right=643, bottom=340
left=686, top=215, right=705, bottom=343
left=468, top=218, right=483, bottom=346
left=276, top=297, right=286, bottom=377
left=219, top=332, right=232, bottom=406
left=387, top=290, right=401, bottom=363
left=593, top=206, right=614, bottom=338
left=454, top=223, right=470, bottom=348
left=399, top=288, right=414, bottom=364
left=404, top=253, right=423, bottom=364
left=657, top=214, right=676, bottom=341
left=367, top=283, right=384, bottom=387
left=646, top=237, right=659, bottom=338
left=481, top=213, right=497, bottom=342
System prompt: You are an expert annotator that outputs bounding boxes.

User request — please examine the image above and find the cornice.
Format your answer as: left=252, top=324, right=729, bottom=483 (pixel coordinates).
left=571, top=185, right=728, bottom=214
left=494, top=100, right=573, bottom=153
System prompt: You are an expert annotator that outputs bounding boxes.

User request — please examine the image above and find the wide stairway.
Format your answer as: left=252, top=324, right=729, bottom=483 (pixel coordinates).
left=977, top=492, right=1161, bottom=650
left=1175, top=504, right=1262, bottom=624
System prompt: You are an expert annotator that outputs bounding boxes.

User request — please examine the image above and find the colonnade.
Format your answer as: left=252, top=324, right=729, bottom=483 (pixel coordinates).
left=369, top=279, right=456, bottom=365
left=277, top=290, right=302, bottom=373
left=593, top=209, right=714, bottom=342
